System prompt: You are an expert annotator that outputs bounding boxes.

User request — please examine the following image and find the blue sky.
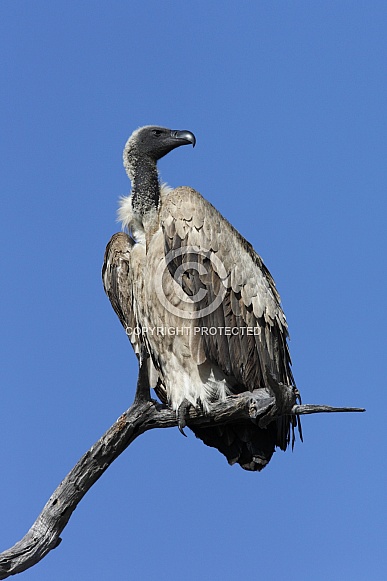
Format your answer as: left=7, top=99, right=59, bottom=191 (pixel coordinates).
left=1, top=2, right=386, bottom=579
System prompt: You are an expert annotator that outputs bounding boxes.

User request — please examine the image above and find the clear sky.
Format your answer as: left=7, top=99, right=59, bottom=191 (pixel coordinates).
left=1, top=2, right=386, bottom=580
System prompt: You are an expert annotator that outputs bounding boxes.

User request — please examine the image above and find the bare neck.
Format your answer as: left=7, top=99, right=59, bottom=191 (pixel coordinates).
left=131, top=155, right=160, bottom=216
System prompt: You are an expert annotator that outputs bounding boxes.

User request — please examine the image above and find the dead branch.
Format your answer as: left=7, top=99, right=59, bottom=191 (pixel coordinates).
left=0, top=369, right=364, bottom=578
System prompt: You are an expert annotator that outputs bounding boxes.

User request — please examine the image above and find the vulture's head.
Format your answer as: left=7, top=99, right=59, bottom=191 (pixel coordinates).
left=123, top=125, right=196, bottom=179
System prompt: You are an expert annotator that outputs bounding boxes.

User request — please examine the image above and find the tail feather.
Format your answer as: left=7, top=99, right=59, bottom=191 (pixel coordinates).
left=191, top=422, right=277, bottom=471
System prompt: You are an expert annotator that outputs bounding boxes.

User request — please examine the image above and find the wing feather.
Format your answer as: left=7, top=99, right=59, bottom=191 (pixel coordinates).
left=102, top=232, right=163, bottom=394
left=102, top=232, right=138, bottom=350
left=160, top=186, right=298, bottom=452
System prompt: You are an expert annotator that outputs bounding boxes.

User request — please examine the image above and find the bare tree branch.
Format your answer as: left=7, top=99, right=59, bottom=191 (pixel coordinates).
left=292, top=404, right=365, bottom=415
left=0, top=371, right=365, bottom=579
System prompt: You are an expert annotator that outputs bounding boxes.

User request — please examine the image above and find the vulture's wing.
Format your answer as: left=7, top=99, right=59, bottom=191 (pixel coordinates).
left=160, top=187, right=300, bottom=466
left=102, top=232, right=162, bottom=393
left=102, top=232, right=139, bottom=352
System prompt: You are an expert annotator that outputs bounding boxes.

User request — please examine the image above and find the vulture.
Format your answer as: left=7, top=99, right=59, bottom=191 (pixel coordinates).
left=103, top=125, right=301, bottom=471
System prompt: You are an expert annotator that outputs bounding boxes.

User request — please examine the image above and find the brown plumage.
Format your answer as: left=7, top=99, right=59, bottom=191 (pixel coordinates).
left=102, top=126, right=301, bottom=471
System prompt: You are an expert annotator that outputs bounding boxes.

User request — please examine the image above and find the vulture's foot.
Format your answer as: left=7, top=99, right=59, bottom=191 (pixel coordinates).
left=176, top=399, right=191, bottom=437
left=134, top=348, right=151, bottom=404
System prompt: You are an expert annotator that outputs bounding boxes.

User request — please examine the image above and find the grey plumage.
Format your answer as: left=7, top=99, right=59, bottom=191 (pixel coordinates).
left=102, top=125, right=301, bottom=471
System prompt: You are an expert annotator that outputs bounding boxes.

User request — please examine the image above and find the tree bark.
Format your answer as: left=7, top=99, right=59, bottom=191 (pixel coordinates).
left=0, top=371, right=364, bottom=579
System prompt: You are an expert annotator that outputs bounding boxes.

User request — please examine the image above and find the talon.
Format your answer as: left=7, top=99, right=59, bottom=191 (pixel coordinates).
left=176, top=400, right=190, bottom=437
left=178, top=420, right=187, bottom=437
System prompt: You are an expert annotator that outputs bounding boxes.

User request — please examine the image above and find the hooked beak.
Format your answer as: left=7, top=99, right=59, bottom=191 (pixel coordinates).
left=171, top=130, right=196, bottom=147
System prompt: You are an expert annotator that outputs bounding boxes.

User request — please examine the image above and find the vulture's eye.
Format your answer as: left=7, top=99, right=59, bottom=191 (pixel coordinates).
left=152, top=130, right=162, bottom=137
